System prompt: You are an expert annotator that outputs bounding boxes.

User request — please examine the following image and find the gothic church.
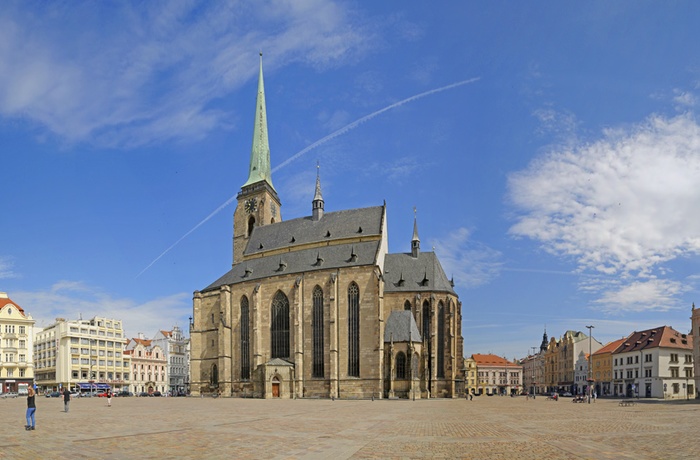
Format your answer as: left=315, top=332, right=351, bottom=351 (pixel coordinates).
left=190, top=56, right=464, bottom=399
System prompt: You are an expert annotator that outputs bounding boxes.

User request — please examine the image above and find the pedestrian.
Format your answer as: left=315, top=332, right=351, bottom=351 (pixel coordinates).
left=107, top=390, right=112, bottom=407
left=62, top=386, right=71, bottom=412
left=25, top=387, right=36, bottom=431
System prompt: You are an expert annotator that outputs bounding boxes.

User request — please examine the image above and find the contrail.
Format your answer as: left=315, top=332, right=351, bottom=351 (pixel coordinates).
left=137, top=77, right=480, bottom=277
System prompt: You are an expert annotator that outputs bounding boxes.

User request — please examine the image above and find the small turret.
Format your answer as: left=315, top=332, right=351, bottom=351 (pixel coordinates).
left=312, top=163, right=324, bottom=221
left=411, top=208, right=420, bottom=258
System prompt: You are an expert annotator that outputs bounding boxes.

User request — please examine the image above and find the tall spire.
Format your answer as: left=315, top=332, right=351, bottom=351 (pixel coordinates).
left=312, top=162, right=324, bottom=221
left=411, top=207, right=420, bottom=258
left=243, top=52, right=275, bottom=191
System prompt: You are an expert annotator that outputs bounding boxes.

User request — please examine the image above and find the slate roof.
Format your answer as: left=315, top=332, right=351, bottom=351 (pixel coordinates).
left=244, top=206, right=384, bottom=256
left=383, top=252, right=456, bottom=295
left=204, top=240, right=381, bottom=291
left=384, top=311, right=422, bottom=343
left=265, top=358, right=293, bottom=366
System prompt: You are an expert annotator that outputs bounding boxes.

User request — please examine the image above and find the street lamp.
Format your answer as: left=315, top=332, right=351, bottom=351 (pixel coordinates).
left=586, top=325, right=594, bottom=404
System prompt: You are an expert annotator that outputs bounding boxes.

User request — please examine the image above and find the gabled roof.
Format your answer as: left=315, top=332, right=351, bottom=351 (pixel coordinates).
left=613, top=326, right=692, bottom=353
left=204, top=240, right=381, bottom=292
left=383, top=252, right=456, bottom=295
left=472, top=354, right=519, bottom=368
left=244, top=206, right=384, bottom=257
left=384, top=311, right=422, bottom=343
left=0, top=293, right=27, bottom=316
left=593, top=337, right=627, bottom=355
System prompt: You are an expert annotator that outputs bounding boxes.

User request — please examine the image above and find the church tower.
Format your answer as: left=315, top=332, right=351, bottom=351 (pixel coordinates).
left=233, top=53, right=282, bottom=265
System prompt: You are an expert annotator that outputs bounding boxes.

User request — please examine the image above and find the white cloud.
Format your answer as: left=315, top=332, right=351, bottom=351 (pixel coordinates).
left=509, top=114, right=700, bottom=311
left=673, top=89, right=696, bottom=108
left=13, top=282, right=190, bottom=338
left=431, top=227, right=503, bottom=289
left=0, top=1, right=375, bottom=147
left=594, top=279, right=686, bottom=313
left=0, top=256, right=16, bottom=279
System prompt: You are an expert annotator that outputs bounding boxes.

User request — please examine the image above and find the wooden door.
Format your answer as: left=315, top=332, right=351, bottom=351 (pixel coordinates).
left=272, top=382, right=280, bottom=398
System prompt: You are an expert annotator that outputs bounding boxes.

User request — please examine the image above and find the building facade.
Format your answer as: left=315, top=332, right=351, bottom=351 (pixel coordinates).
left=0, top=292, right=35, bottom=394
left=544, top=330, right=602, bottom=393
left=152, top=326, right=189, bottom=395
left=591, top=338, right=626, bottom=397
left=692, top=303, right=700, bottom=398
left=34, top=316, right=130, bottom=393
left=126, top=335, right=168, bottom=395
left=464, top=357, right=477, bottom=395
left=472, top=354, right=523, bottom=396
left=190, top=56, right=464, bottom=399
left=611, top=326, right=694, bottom=399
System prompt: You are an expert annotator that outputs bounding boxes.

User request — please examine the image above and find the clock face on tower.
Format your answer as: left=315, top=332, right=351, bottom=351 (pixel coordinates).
left=244, top=197, right=258, bottom=213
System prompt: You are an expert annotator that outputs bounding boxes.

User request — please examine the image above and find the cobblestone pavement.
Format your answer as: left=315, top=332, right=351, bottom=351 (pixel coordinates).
left=1, top=395, right=699, bottom=459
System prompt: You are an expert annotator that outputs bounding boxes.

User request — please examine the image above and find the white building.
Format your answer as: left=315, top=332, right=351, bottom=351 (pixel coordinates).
left=0, top=292, right=35, bottom=394
left=573, top=351, right=589, bottom=395
left=34, top=316, right=130, bottom=393
left=611, top=325, right=693, bottom=399
left=151, top=326, right=189, bottom=395
left=125, top=334, right=167, bottom=395
left=472, top=354, right=523, bottom=396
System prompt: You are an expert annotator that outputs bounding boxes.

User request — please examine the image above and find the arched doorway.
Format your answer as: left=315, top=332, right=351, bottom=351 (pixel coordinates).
left=271, top=377, right=280, bottom=398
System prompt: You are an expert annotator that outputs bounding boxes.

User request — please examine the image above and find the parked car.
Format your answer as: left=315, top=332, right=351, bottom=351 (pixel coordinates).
left=45, top=391, right=61, bottom=398
left=138, top=392, right=151, bottom=397
left=152, top=391, right=162, bottom=397
left=1, top=392, right=19, bottom=398
left=116, top=391, right=133, bottom=397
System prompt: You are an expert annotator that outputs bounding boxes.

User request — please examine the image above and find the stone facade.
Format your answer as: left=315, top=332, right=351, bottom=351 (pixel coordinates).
left=190, top=57, right=463, bottom=399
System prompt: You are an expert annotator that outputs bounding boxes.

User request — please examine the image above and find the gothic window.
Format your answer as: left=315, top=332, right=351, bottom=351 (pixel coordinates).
left=240, top=296, right=250, bottom=380
left=312, top=286, right=324, bottom=378
left=348, top=282, right=360, bottom=377
left=211, top=364, right=218, bottom=388
left=438, top=302, right=445, bottom=378
left=404, top=300, right=411, bottom=311
left=271, top=291, right=290, bottom=359
left=422, top=301, right=430, bottom=339
left=396, top=351, right=407, bottom=379
left=247, top=215, right=255, bottom=237
left=412, top=352, right=420, bottom=378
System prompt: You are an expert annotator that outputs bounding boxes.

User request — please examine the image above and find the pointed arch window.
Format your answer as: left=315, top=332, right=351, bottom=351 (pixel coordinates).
left=422, top=301, right=430, bottom=339
left=396, top=351, right=407, bottom=379
left=437, top=302, right=445, bottom=378
left=404, top=300, right=411, bottom=311
left=240, top=296, right=250, bottom=380
left=247, top=215, right=255, bottom=237
left=312, top=286, right=324, bottom=378
left=348, top=282, right=360, bottom=377
left=211, top=364, right=218, bottom=388
left=271, top=291, right=290, bottom=359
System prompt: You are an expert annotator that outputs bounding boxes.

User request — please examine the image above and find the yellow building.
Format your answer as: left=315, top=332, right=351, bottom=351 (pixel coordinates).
left=591, top=338, right=626, bottom=396
left=190, top=56, right=464, bottom=399
left=0, top=292, right=35, bottom=394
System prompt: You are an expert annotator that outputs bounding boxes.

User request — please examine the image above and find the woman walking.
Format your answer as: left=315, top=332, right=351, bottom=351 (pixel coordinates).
left=25, top=387, right=36, bottom=431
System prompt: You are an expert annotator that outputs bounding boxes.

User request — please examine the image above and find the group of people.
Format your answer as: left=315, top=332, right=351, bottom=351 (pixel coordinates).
left=23, top=386, right=113, bottom=431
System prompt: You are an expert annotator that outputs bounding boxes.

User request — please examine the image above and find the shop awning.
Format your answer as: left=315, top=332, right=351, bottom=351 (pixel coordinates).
left=77, top=383, right=111, bottom=390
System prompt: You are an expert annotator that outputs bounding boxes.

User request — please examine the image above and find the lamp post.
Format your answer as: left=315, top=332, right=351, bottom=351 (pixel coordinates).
left=586, top=325, right=594, bottom=404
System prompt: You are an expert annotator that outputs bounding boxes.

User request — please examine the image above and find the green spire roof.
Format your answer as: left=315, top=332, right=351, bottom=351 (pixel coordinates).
left=243, top=53, right=275, bottom=191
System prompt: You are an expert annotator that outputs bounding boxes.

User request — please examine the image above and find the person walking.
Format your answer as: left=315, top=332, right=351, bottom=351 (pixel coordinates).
left=62, top=387, right=71, bottom=412
left=25, top=387, right=36, bottom=431
left=107, top=390, right=112, bottom=407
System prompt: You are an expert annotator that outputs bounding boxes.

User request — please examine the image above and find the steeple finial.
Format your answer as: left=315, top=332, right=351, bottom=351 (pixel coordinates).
left=411, top=207, right=420, bottom=258
left=312, top=161, right=324, bottom=220
left=243, top=52, right=275, bottom=191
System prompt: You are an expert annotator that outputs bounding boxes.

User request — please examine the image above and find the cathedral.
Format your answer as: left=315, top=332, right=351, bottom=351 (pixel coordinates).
left=190, top=56, right=464, bottom=399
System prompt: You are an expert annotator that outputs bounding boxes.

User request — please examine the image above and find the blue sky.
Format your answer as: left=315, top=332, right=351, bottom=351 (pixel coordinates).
left=2, top=1, right=700, bottom=359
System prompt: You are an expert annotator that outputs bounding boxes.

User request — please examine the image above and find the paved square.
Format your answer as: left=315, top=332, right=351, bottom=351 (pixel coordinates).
left=1, top=395, right=698, bottom=459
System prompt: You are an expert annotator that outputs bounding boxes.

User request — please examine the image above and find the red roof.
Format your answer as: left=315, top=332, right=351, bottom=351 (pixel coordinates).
left=613, top=326, right=692, bottom=353
left=472, top=353, right=519, bottom=367
left=0, top=295, right=27, bottom=316
left=593, top=337, right=627, bottom=355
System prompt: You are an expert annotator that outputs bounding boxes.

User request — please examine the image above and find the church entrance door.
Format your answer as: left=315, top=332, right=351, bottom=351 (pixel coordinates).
left=272, top=379, right=280, bottom=398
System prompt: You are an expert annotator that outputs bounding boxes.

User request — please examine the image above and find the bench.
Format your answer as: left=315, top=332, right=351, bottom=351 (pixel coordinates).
left=619, top=400, right=635, bottom=407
